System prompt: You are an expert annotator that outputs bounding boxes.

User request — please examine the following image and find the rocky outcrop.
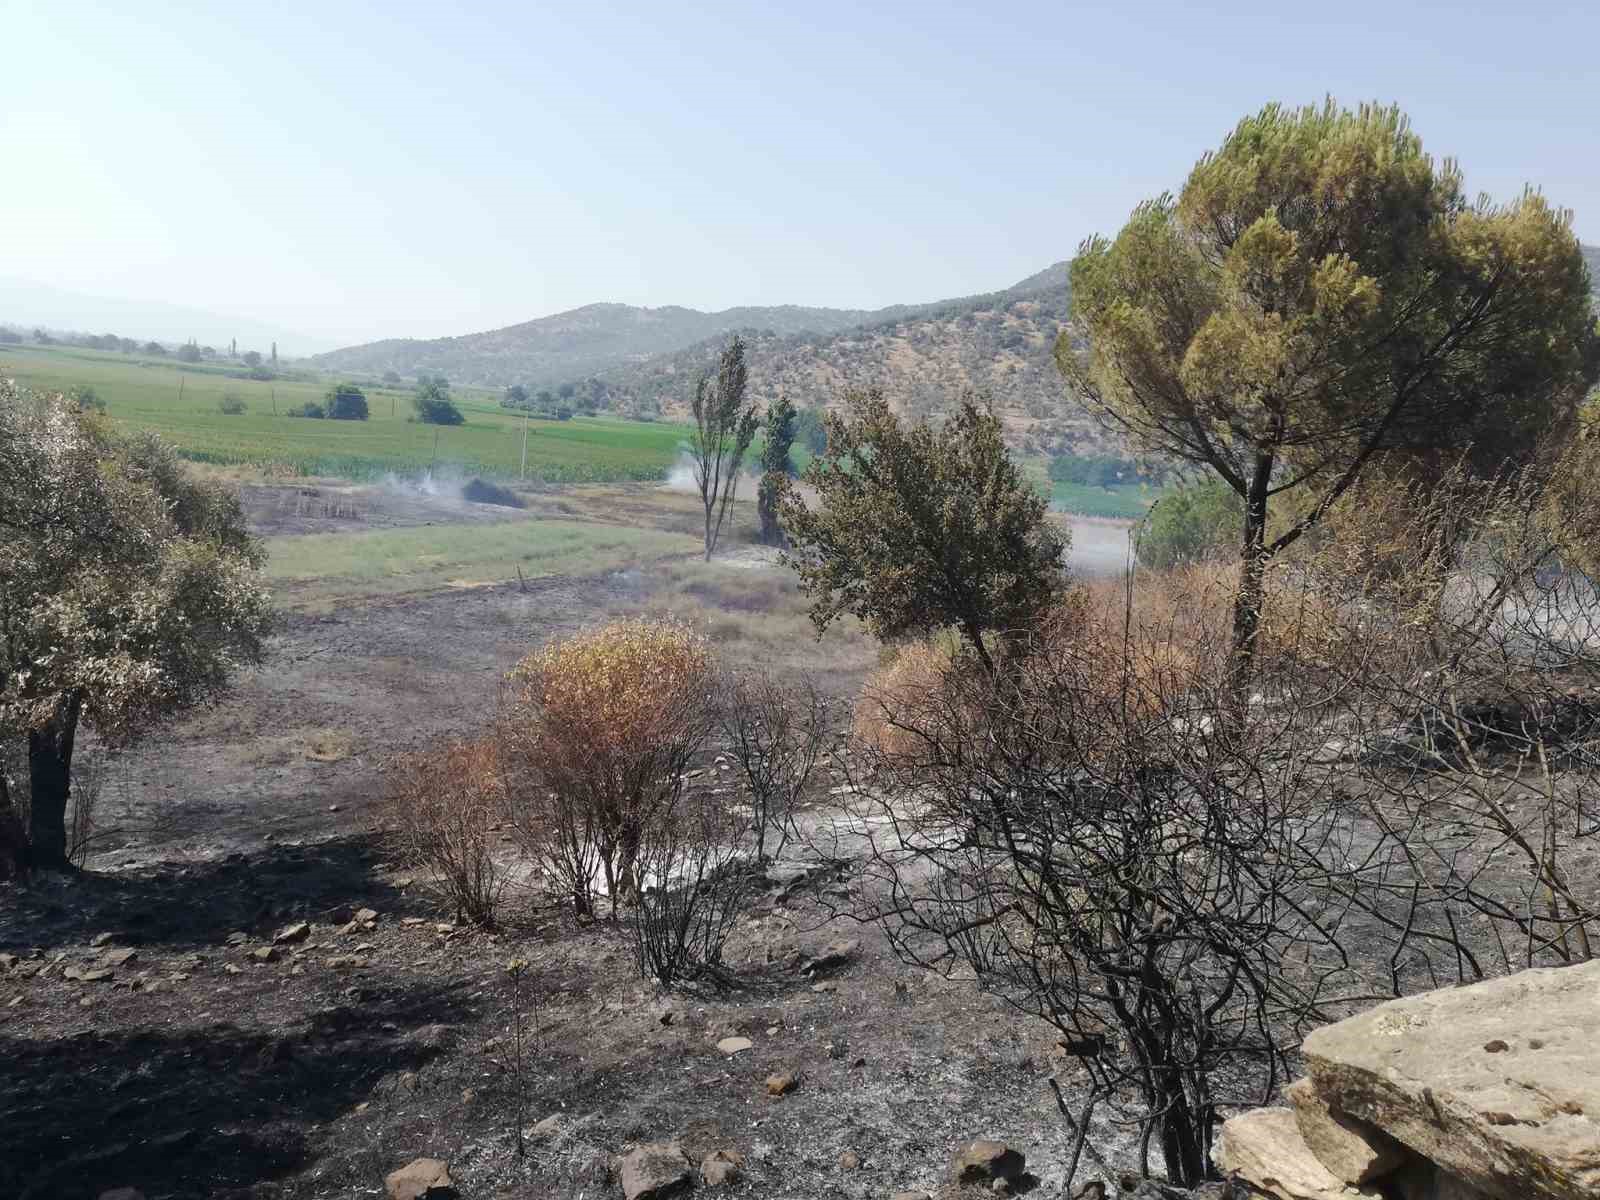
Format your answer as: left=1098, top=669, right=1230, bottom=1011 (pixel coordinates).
left=1213, top=961, right=1600, bottom=1200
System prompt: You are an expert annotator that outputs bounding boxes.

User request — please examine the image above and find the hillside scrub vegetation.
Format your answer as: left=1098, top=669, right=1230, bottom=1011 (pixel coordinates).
left=1059, top=99, right=1600, bottom=693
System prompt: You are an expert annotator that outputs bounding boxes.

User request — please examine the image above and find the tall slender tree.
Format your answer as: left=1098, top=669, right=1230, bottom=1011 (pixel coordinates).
left=688, top=336, right=759, bottom=560
left=758, top=395, right=798, bottom=546
left=1058, top=100, right=1600, bottom=693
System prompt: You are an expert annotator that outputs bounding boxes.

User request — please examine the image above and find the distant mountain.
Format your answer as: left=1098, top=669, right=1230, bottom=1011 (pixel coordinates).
left=0, top=277, right=332, bottom=356
left=596, top=265, right=1077, bottom=427
left=309, top=299, right=936, bottom=387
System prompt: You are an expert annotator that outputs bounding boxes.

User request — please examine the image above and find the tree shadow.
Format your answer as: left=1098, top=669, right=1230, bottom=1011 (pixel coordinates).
left=0, top=834, right=422, bottom=953
left=0, top=979, right=475, bottom=1199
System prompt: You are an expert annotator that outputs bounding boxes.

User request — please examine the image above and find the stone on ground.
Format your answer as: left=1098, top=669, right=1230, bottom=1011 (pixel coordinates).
left=766, top=1069, right=797, bottom=1096
left=952, top=1139, right=1025, bottom=1184
left=1287, top=1076, right=1411, bottom=1184
left=274, top=921, right=311, bottom=944
left=716, top=1035, right=753, bottom=1056
left=1302, top=960, right=1600, bottom=1200
left=384, top=1157, right=457, bottom=1200
left=617, top=1141, right=693, bottom=1200
left=1213, top=1108, right=1384, bottom=1200
left=700, top=1148, right=744, bottom=1186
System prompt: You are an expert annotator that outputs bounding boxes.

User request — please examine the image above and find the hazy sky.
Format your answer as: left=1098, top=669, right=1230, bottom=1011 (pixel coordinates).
left=4, top=0, right=1597, bottom=347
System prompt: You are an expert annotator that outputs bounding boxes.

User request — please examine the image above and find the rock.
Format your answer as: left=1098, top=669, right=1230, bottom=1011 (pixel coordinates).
left=63, top=966, right=112, bottom=982
left=100, top=948, right=137, bottom=968
left=766, top=1070, right=798, bottom=1096
left=90, top=932, right=115, bottom=947
left=528, top=1113, right=566, bottom=1140
left=97, top=1190, right=145, bottom=1200
left=326, top=955, right=363, bottom=969
left=384, top=1157, right=456, bottom=1199
left=250, top=947, right=280, bottom=963
left=716, top=1036, right=753, bottom=1056
left=811, top=981, right=838, bottom=994
left=952, top=1140, right=1025, bottom=1185
left=890, top=1193, right=933, bottom=1200
left=223, top=963, right=245, bottom=975
left=1387, top=1162, right=1494, bottom=1200
left=1303, top=960, right=1600, bottom=1200
left=701, top=1148, right=744, bottom=1186
left=617, top=1141, right=693, bottom=1200
left=226, top=932, right=249, bottom=946
left=802, top=938, right=860, bottom=976
left=1212, top=1108, right=1384, bottom=1200
left=0, top=952, right=17, bottom=969
left=274, top=922, right=311, bottom=945
left=356, top=907, right=379, bottom=924
left=1287, top=1077, right=1410, bottom=1184
left=839, top=1149, right=862, bottom=1170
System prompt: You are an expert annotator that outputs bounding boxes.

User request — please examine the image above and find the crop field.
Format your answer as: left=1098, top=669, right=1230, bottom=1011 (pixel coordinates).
left=0, top=343, right=688, bottom=481
left=1047, top=479, right=1158, bottom=519
left=265, top=518, right=700, bottom=611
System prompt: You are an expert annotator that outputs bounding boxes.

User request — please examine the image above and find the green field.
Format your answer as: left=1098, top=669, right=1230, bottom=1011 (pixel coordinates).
left=265, top=519, right=700, bottom=610
left=0, top=343, right=688, bottom=482
left=1047, top=479, right=1159, bottom=520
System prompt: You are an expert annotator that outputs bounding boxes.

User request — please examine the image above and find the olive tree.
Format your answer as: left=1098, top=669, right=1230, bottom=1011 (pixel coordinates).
left=0, top=383, right=273, bottom=869
left=1058, top=100, right=1600, bottom=692
left=780, top=391, right=1066, bottom=672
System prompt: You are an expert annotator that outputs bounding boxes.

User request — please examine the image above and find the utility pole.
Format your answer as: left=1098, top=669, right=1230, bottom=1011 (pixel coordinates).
left=271, top=384, right=277, bottom=415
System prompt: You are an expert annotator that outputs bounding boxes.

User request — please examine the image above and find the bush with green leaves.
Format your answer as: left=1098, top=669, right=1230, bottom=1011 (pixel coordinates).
left=1136, top=479, right=1242, bottom=569
left=218, top=393, right=247, bottom=416
left=326, top=383, right=368, bottom=421
left=413, top=375, right=464, bottom=425
left=285, top=400, right=325, bottom=419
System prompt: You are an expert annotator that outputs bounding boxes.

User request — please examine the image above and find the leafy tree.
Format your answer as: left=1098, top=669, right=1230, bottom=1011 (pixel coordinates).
left=503, top=383, right=530, bottom=409
left=780, top=392, right=1067, bottom=672
left=143, top=341, right=165, bottom=356
left=326, top=382, right=369, bottom=421
left=241, top=350, right=261, bottom=368
left=793, top=406, right=828, bottom=456
left=688, top=337, right=759, bottom=560
left=0, top=383, right=271, bottom=869
left=217, top=393, right=247, bottom=416
left=1137, top=479, right=1243, bottom=569
left=270, top=342, right=277, bottom=367
left=412, top=375, right=464, bottom=425
left=1059, top=100, right=1600, bottom=692
left=177, top=340, right=201, bottom=363
left=758, top=395, right=798, bottom=546
left=382, top=370, right=402, bottom=386
left=32, top=329, right=53, bottom=345
left=286, top=400, right=325, bottom=418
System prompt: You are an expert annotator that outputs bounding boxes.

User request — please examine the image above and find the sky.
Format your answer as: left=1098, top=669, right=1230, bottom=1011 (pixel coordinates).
left=3, top=0, right=1597, bottom=350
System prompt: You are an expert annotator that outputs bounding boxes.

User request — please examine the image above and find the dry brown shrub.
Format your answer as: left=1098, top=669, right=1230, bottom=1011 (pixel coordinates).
left=499, top=617, right=717, bottom=919
left=386, top=738, right=509, bottom=927
left=851, top=640, right=965, bottom=760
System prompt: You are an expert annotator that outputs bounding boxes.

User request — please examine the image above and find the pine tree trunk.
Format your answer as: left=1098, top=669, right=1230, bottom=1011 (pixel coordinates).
left=26, top=692, right=83, bottom=870
left=1226, top=454, right=1274, bottom=703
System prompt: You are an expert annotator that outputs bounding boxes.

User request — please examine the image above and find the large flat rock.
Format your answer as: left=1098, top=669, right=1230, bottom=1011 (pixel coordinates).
left=1302, top=961, right=1600, bottom=1200
left=1212, top=1107, right=1385, bottom=1199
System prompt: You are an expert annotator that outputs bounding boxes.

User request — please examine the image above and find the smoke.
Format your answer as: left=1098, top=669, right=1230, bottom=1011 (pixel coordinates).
left=664, top=453, right=700, bottom=492
left=380, top=469, right=454, bottom=499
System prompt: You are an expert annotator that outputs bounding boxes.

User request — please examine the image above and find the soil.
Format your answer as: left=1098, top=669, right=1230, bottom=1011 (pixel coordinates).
left=1, top=482, right=1115, bottom=1200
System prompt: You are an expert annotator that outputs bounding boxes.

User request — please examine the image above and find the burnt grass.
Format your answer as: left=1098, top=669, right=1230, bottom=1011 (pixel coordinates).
left=0, top=483, right=1068, bottom=1200
left=0, top=835, right=1082, bottom=1199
